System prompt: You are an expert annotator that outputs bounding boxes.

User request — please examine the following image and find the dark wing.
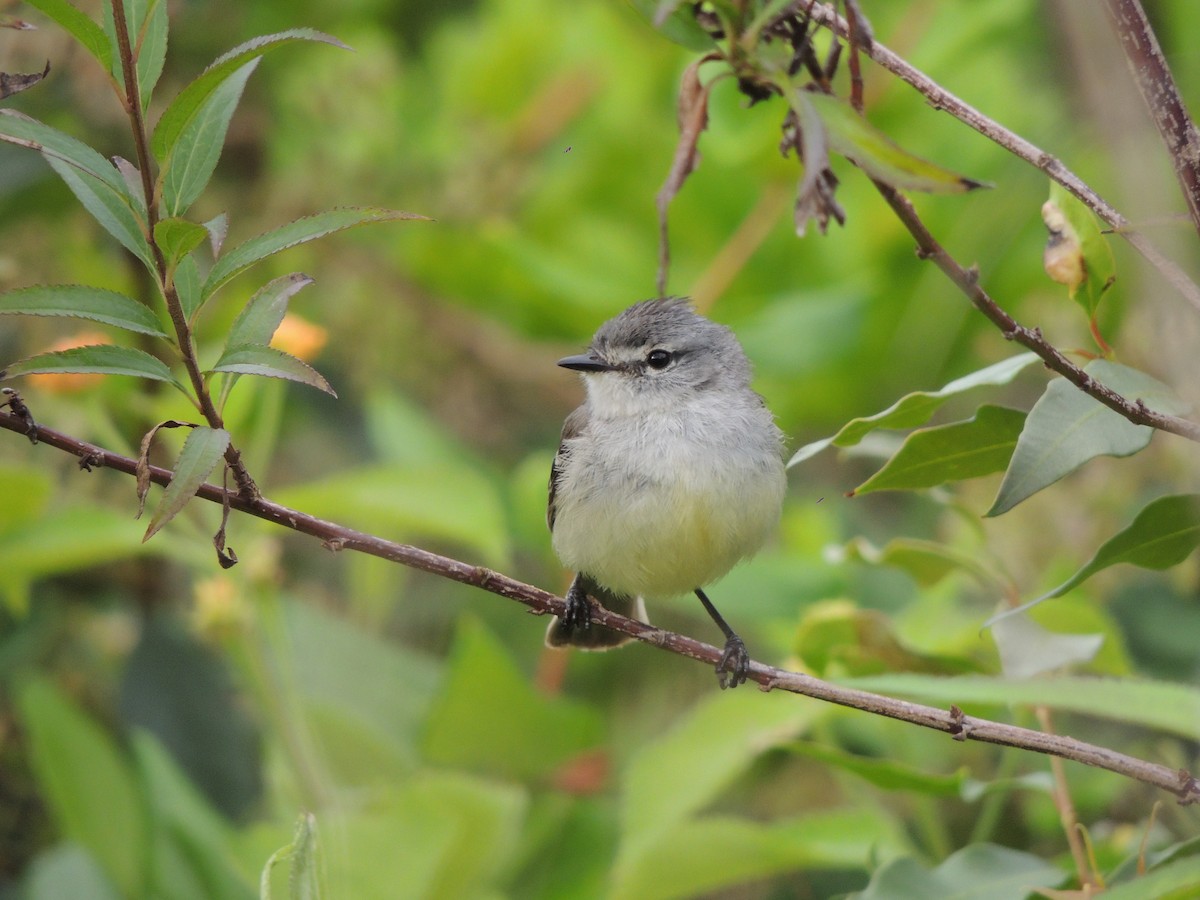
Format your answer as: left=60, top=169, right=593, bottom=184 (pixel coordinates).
left=547, top=405, right=588, bottom=533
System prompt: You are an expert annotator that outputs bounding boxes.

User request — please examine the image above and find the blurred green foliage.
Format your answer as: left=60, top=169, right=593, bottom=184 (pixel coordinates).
left=2, top=0, right=1199, bottom=897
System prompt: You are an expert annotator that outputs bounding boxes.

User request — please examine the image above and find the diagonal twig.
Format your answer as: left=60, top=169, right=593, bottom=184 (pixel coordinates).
left=2, top=407, right=1198, bottom=805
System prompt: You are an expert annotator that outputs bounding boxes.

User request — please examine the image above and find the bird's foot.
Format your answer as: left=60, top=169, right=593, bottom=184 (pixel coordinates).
left=716, top=636, right=749, bottom=689
left=561, top=579, right=593, bottom=634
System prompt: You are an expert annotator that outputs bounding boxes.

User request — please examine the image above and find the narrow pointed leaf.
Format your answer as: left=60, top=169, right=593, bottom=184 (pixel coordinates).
left=153, top=217, right=207, bottom=274
left=47, top=156, right=153, bottom=267
left=208, top=344, right=336, bottom=396
left=111, top=156, right=148, bottom=215
left=790, top=353, right=1038, bottom=466
left=987, top=361, right=1188, bottom=516
left=802, top=92, right=987, bottom=193
left=0, top=285, right=165, bottom=336
left=143, top=426, right=230, bottom=541
left=4, top=344, right=181, bottom=389
left=226, top=273, right=313, bottom=349
left=135, top=0, right=168, bottom=109
left=160, top=57, right=259, bottom=216
left=993, top=494, right=1200, bottom=623
left=151, top=29, right=348, bottom=160
left=23, top=0, right=111, bottom=70
left=0, top=109, right=127, bottom=189
left=203, top=207, right=427, bottom=298
left=852, top=405, right=1025, bottom=495
left=173, top=255, right=202, bottom=322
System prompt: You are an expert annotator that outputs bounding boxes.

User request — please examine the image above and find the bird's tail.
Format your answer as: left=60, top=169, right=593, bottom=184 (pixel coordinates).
left=545, top=584, right=649, bottom=651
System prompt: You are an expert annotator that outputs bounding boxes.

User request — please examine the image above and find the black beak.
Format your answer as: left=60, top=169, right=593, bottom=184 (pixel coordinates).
left=558, top=352, right=614, bottom=372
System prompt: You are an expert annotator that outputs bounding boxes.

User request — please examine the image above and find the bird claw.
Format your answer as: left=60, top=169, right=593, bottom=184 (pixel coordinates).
left=716, top=636, right=749, bottom=689
left=561, top=582, right=593, bottom=633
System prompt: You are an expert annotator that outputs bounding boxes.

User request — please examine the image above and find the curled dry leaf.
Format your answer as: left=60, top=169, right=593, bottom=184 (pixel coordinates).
left=136, top=419, right=196, bottom=517
left=1042, top=200, right=1086, bottom=296
left=0, top=61, right=50, bottom=100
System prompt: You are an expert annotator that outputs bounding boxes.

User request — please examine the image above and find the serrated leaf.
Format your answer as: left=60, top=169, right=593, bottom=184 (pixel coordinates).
left=48, top=156, right=153, bottom=267
left=993, top=494, right=1200, bottom=623
left=987, top=360, right=1188, bottom=516
left=23, top=0, right=111, bottom=70
left=790, top=353, right=1039, bottom=466
left=168, top=256, right=201, bottom=325
left=841, top=672, right=1200, bottom=740
left=225, top=273, right=313, bottom=349
left=801, top=91, right=987, bottom=193
left=1046, top=182, right=1115, bottom=317
left=143, top=425, right=230, bottom=541
left=0, top=284, right=166, bottom=337
left=202, top=207, right=427, bottom=298
left=134, top=0, right=168, bottom=109
left=208, top=344, right=336, bottom=396
left=4, top=344, right=181, bottom=389
left=0, top=111, right=152, bottom=266
left=151, top=29, right=348, bottom=161
left=153, top=217, right=207, bottom=275
left=852, top=405, right=1025, bottom=495
left=160, top=57, right=259, bottom=216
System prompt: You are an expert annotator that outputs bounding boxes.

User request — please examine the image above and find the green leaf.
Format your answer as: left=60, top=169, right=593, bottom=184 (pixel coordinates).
left=16, top=678, right=148, bottom=896
left=275, top=464, right=510, bottom=567
left=800, top=91, right=987, bottom=193
left=143, top=426, right=230, bottom=541
left=991, top=613, right=1103, bottom=679
left=790, top=353, right=1039, bottom=466
left=619, top=690, right=822, bottom=863
left=1101, top=856, right=1200, bottom=900
left=987, top=360, right=1188, bottom=516
left=851, top=844, right=1064, bottom=900
left=785, top=740, right=966, bottom=796
left=24, top=845, right=121, bottom=900
left=996, top=494, right=1200, bottom=622
left=615, top=810, right=905, bottom=900
left=421, top=616, right=603, bottom=781
left=1045, top=182, right=1116, bottom=317
left=851, top=405, right=1025, bottom=495
left=151, top=29, right=348, bottom=161
left=202, top=207, right=428, bottom=299
left=174, top=254, right=203, bottom=322
left=0, top=111, right=152, bottom=266
left=3, top=344, right=182, bottom=389
left=153, top=217, right=208, bottom=275
left=135, top=0, right=168, bottom=109
left=160, top=57, right=260, bottom=216
left=208, top=344, right=336, bottom=396
left=834, top=536, right=1005, bottom=590
left=23, top=0, right=111, bottom=70
left=225, top=273, right=313, bottom=349
left=840, top=673, right=1200, bottom=740
left=0, top=284, right=166, bottom=337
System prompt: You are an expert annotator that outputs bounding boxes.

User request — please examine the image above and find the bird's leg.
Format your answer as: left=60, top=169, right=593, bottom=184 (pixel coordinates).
left=561, top=573, right=594, bottom=634
left=694, top=588, right=749, bottom=688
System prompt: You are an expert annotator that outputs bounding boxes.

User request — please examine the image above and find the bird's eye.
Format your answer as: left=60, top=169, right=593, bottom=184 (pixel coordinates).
left=647, top=349, right=672, bottom=370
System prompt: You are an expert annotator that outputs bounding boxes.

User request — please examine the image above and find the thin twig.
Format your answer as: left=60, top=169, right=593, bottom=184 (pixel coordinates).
left=2, top=407, right=1197, bottom=805
left=1101, top=0, right=1200, bottom=239
left=872, top=179, right=1200, bottom=443
left=793, top=2, right=1200, bottom=315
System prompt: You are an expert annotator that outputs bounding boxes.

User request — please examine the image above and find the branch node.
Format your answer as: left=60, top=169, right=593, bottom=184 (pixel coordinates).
left=914, top=245, right=933, bottom=260
left=323, top=538, right=345, bottom=552
left=1177, top=768, right=1200, bottom=805
left=78, top=449, right=104, bottom=471
left=964, top=263, right=981, bottom=285
left=948, top=703, right=969, bottom=741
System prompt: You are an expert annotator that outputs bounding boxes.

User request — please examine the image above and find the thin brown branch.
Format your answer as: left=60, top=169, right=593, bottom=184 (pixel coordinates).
left=793, top=2, right=1200, bottom=315
left=2, top=406, right=1197, bottom=805
left=109, top=0, right=258, bottom=499
left=1102, top=0, right=1200, bottom=239
left=872, top=180, right=1200, bottom=443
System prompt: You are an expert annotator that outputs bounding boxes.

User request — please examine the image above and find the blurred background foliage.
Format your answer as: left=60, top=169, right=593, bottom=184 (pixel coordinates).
left=1, top=0, right=1199, bottom=897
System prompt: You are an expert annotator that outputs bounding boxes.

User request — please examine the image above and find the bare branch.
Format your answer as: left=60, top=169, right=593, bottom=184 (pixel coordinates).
left=2, top=406, right=1197, bottom=805
left=870, top=180, right=1200, bottom=443
left=1102, top=0, right=1200, bottom=239
left=794, top=1, right=1200, bottom=315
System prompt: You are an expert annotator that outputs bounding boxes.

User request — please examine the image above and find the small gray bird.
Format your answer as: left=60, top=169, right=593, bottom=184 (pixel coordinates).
left=546, top=298, right=787, bottom=688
